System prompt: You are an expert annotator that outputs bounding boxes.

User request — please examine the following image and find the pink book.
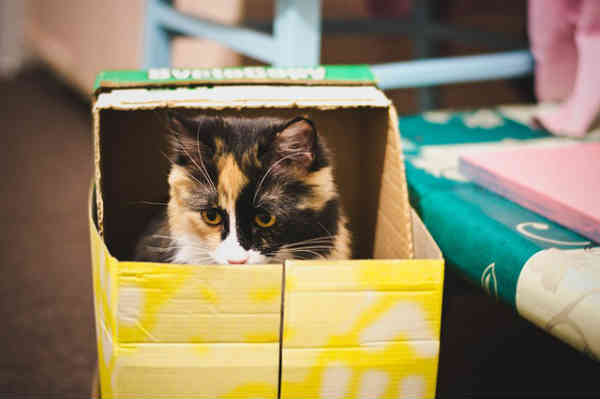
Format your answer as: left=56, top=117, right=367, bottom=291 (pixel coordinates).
left=459, top=142, right=600, bottom=243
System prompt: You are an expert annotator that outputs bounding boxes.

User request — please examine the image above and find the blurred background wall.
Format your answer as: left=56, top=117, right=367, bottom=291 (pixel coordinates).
left=0, top=0, right=25, bottom=76
left=21, top=0, right=529, bottom=112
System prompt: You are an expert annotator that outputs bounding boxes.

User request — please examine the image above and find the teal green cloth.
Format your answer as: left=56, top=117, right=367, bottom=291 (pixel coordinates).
left=399, top=109, right=597, bottom=306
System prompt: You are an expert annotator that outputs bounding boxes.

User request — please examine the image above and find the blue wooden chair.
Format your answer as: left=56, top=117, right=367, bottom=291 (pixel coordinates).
left=144, top=0, right=533, bottom=110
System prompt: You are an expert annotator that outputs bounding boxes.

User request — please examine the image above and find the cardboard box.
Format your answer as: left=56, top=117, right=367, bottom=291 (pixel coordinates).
left=90, top=65, right=444, bottom=398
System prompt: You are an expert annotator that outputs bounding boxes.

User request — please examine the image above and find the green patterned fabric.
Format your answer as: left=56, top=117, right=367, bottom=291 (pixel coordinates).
left=399, top=107, right=598, bottom=306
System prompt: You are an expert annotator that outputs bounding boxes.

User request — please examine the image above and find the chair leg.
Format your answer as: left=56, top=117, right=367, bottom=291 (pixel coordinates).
left=414, top=0, right=437, bottom=111
left=273, top=0, right=322, bottom=67
left=144, top=0, right=172, bottom=69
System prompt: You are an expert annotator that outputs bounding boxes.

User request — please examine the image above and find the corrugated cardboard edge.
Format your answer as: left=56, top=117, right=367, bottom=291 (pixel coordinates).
left=94, top=101, right=388, bottom=112
left=92, top=85, right=391, bottom=112
left=93, top=109, right=103, bottom=237
left=89, top=186, right=102, bottom=399
left=411, top=208, right=442, bottom=260
left=370, top=106, right=415, bottom=260
left=94, top=78, right=374, bottom=94
left=389, top=106, right=414, bottom=259
left=91, top=368, right=100, bottom=399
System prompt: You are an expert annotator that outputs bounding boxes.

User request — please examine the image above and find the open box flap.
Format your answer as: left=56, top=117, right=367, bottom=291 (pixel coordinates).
left=411, top=208, right=442, bottom=260
left=93, top=85, right=391, bottom=111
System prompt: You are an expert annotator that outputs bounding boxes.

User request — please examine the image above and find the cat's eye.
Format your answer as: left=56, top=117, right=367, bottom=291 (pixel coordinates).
left=255, top=212, right=276, bottom=228
left=201, top=208, right=222, bottom=225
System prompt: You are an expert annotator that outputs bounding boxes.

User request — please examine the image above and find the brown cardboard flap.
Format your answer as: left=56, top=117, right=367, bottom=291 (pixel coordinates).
left=411, top=208, right=443, bottom=260
left=94, top=85, right=391, bottom=111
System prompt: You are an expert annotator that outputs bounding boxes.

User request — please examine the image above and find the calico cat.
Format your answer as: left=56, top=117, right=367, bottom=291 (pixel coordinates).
left=134, top=112, right=351, bottom=265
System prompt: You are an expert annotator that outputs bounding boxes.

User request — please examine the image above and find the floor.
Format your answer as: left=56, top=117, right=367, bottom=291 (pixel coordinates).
left=0, top=66, right=96, bottom=397
left=1, top=63, right=598, bottom=398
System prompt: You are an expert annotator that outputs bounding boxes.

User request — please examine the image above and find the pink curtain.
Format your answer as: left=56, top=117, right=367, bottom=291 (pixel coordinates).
left=530, top=0, right=600, bottom=137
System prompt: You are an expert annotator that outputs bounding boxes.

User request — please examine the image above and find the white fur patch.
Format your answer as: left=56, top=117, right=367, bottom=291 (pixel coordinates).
left=211, top=210, right=266, bottom=265
left=172, top=234, right=213, bottom=265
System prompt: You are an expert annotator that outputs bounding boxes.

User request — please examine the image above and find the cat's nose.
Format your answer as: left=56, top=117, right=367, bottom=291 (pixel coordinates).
left=227, top=257, right=248, bottom=264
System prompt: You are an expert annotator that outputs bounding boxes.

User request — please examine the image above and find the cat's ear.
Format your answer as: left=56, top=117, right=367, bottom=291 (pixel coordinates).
left=164, top=110, right=213, bottom=166
left=272, top=117, right=317, bottom=171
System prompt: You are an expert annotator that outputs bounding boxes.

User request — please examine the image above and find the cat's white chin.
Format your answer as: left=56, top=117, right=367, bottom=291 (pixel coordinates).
left=210, top=247, right=267, bottom=265
left=210, top=223, right=268, bottom=265
left=172, top=247, right=267, bottom=265
left=171, top=233, right=266, bottom=265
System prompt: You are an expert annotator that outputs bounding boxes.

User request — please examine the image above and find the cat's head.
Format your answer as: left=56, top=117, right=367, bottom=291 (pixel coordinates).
left=164, top=112, right=343, bottom=265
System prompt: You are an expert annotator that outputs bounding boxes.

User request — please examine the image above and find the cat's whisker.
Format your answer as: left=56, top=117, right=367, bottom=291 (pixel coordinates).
left=283, top=248, right=327, bottom=260
left=146, top=244, right=213, bottom=255
left=195, top=122, right=218, bottom=194
left=274, top=246, right=331, bottom=260
left=134, top=201, right=169, bottom=207
left=167, top=254, right=216, bottom=264
left=279, top=234, right=335, bottom=244
left=161, top=151, right=207, bottom=188
left=178, top=142, right=217, bottom=193
left=147, top=246, right=188, bottom=253
left=284, top=235, right=335, bottom=242
left=279, top=236, right=336, bottom=249
left=287, top=243, right=333, bottom=250
left=280, top=239, right=335, bottom=248
left=286, top=245, right=334, bottom=251
left=318, top=222, right=333, bottom=236
left=150, top=246, right=211, bottom=253
left=253, top=151, right=307, bottom=204
left=148, top=235, right=214, bottom=252
left=150, top=234, right=177, bottom=241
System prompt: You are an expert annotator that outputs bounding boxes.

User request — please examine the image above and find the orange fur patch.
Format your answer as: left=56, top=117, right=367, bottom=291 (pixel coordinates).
left=167, top=166, right=221, bottom=251
left=241, top=143, right=261, bottom=169
left=298, top=166, right=337, bottom=210
left=217, top=154, right=248, bottom=210
left=328, top=216, right=352, bottom=260
left=168, top=166, right=195, bottom=208
left=213, top=137, right=225, bottom=156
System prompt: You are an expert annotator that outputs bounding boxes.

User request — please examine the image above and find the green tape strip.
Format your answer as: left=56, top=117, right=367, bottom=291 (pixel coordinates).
left=93, top=65, right=375, bottom=92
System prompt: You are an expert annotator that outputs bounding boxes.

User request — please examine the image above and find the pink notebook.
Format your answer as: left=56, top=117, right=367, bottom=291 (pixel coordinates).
left=459, top=142, right=600, bottom=243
